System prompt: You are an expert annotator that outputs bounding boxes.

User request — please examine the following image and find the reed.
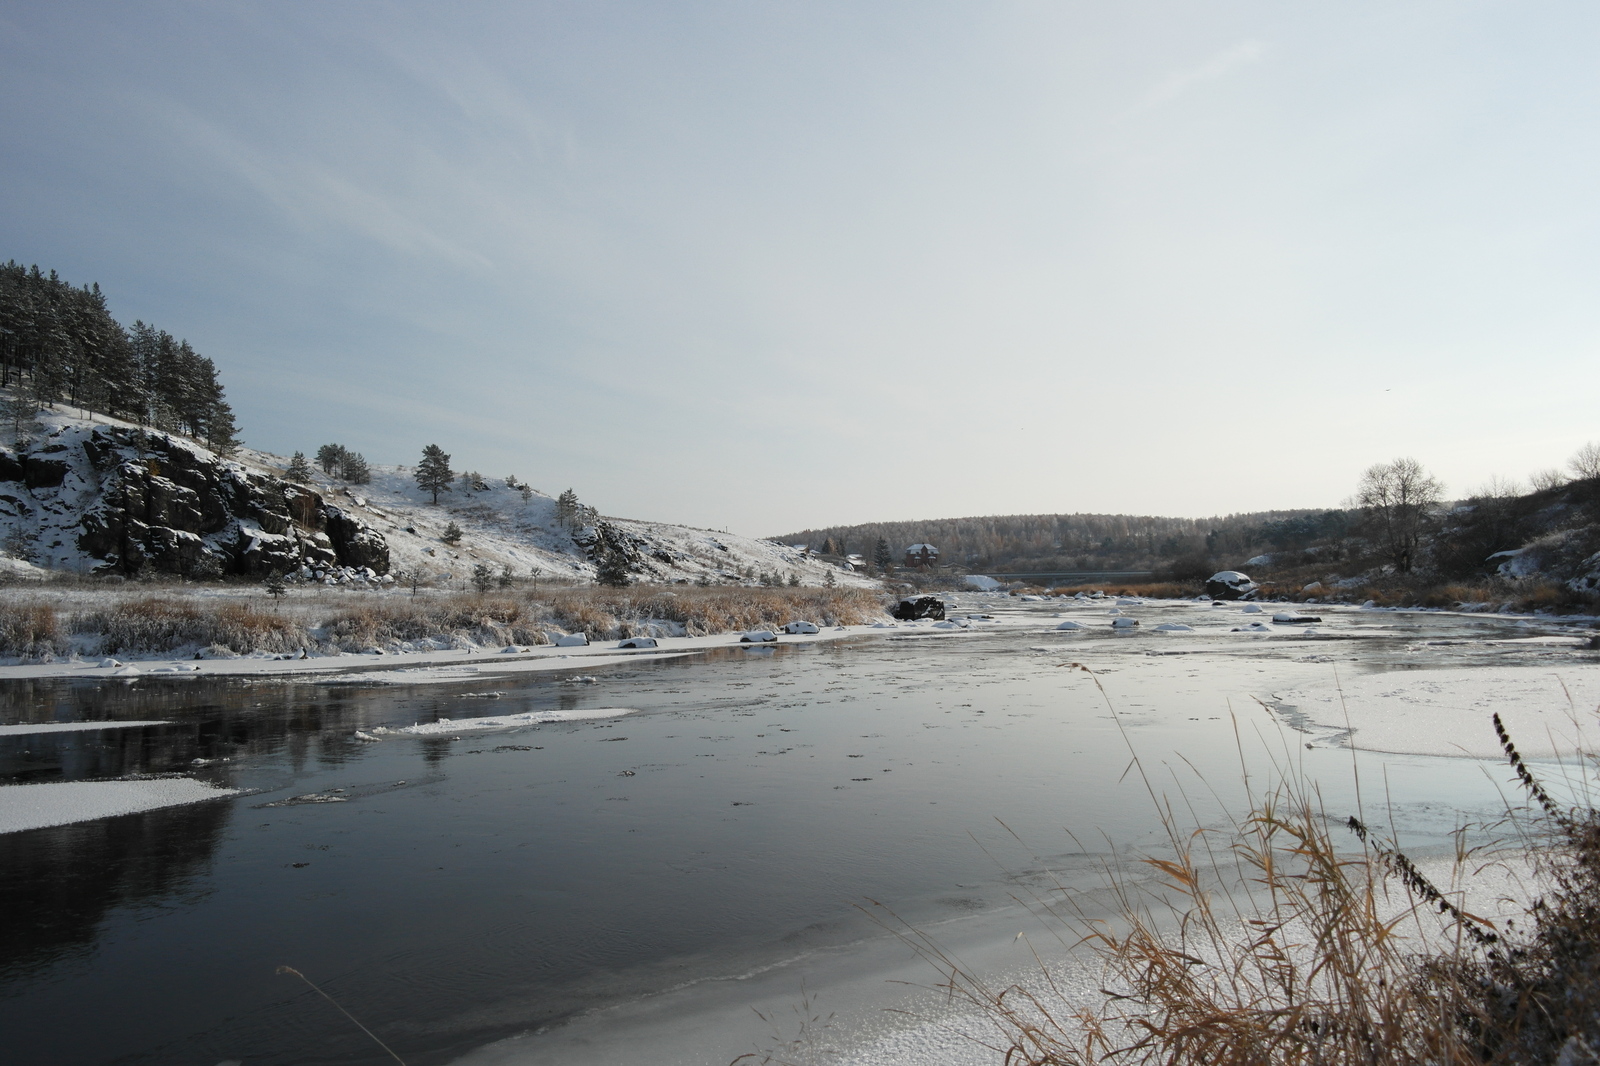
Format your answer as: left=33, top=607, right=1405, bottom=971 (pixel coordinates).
left=0, top=600, right=67, bottom=659
left=74, top=597, right=311, bottom=655
left=855, top=675, right=1596, bottom=1066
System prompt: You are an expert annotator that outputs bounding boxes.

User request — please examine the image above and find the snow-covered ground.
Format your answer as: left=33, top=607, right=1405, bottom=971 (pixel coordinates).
left=1, top=404, right=875, bottom=588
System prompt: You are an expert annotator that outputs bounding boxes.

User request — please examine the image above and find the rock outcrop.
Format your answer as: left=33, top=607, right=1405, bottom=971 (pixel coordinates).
left=0, top=424, right=388, bottom=576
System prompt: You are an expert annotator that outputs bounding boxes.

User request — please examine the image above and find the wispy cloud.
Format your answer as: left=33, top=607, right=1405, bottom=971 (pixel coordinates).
left=1137, top=39, right=1268, bottom=110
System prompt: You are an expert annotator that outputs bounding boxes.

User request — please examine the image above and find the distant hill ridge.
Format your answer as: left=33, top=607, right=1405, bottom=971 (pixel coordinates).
left=781, top=509, right=1345, bottom=575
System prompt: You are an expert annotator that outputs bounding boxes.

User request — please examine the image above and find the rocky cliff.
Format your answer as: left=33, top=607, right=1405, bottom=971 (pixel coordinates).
left=0, top=422, right=388, bottom=577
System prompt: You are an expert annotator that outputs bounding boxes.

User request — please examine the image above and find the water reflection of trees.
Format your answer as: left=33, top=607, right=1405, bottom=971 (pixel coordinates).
left=0, top=798, right=232, bottom=983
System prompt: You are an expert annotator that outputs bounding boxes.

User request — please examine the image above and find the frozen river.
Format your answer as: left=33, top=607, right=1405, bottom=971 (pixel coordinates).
left=1, top=596, right=1595, bottom=1065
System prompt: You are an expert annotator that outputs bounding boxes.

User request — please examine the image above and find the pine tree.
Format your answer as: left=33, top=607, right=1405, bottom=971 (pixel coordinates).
left=2, top=381, right=43, bottom=448
left=316, top=444, right=348, bottom=475
left=416, top=444, right=454, bottom=504
left=441, top=521, right=463, bottom=544
left=874, top=537, right=894, bottom=574
left=285, top=451, right=312, bottom=482
left=343, top=452, right=371, bottom=485
left=519, top=484, right=533, bottom=503
left=555, top=488, right=579, bottom=528
left=471, top=563, right=493, bottom=594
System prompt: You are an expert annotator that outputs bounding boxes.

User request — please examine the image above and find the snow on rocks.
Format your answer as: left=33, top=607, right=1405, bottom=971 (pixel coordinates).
left=1272, top=612, right=1323, bottom=625
left=1151, top=623, right=1195, bottom=632
left=781, top=621, right=821, bottom=635
left=1055, top=620, right=1088, bottom=631
left=0, top=778, right=241, bottom=835
left=617, top=637, right=658, bottom=649
left=739, top=630, right=779, bottom=643
left=1205, top=571, right=1259, bottom=600
left=555, top=633, right=590, bottom=648
left=1111, top=617, right=1140, bottom=629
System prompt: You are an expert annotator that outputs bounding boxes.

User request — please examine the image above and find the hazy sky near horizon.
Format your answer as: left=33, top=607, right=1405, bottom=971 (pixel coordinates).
left=3, top=1, right=1597, bottom=535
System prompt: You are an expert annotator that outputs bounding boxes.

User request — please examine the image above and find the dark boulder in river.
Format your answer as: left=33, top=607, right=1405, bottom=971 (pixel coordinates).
left=892, top=595, right=945, bottom=621
left=1205, top=571, right=1259, bottom=600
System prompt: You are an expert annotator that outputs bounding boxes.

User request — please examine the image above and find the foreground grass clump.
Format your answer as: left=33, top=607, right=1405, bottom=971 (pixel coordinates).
left=76, top=597, right=311, bottom=655
left=0, top=600, right=67, bottom=658
left=885, top=699, right=1600, bottom=1066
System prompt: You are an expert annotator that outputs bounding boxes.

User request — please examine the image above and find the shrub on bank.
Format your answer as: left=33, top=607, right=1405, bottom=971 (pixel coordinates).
left=0, top=600, right=67, bottom=659
left=76, top=598, right=310, bottom=655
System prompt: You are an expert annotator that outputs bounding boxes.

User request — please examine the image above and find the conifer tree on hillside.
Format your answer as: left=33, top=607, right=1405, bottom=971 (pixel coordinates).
left=342, top=452, right=371, bottom=485
left=316, top=443, right=348, bottom=475
left=556, top=488, right=580, bottom=529
left=873, top=537, right=893, bottom=573
left=0, top=264, right=211, bottom=428
left=416, top=444, right=454, bottom=504
left=285, top=451, right=312, bottom=482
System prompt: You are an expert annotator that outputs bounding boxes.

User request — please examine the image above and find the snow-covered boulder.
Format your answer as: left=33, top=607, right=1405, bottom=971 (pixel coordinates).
left=1152, top=623, right=1195, bottom=632
left=1272, top=612, right=1322, bottom=625
left=963, top=574, right=1002, bottom=590
left=739, top=630, right=778, bottom=643
left=891, top=595, right=945, bottom=621
left=1111, top=617, right=1140, bottom=628
left=554, top=633, right=589, bottom=647
left=782, top=621, right=821, bottom=635
left=617, top=637, right=658, bottom=649
left=1205, top=571, right=1258, bottom=600
left=1055, top=620, right=1088, bottom=631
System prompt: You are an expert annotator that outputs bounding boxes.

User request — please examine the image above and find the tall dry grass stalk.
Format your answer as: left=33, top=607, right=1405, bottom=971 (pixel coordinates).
left=859, top=672, right=1599, bottom=1066
left=0, top=600, right=67, bottom=659
left=74, top=597, right=311, bottom=655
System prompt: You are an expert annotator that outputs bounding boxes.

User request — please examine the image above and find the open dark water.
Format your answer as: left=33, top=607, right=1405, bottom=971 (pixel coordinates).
left=1, top=603, right=1590, bottom=1065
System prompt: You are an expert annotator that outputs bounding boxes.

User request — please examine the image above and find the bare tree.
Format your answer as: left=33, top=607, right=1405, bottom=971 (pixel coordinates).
left=1357, top=457, right=1443, bottom=573
left=1529, top=468, right=1568, bottom=492
left=1569, top=441, right=1600, bottom=481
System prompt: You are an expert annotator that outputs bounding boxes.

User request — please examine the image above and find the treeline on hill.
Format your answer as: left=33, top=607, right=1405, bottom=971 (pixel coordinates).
left=0, top=261, right=237, bottom=451
left=782, top=510, right=1349, bottom=575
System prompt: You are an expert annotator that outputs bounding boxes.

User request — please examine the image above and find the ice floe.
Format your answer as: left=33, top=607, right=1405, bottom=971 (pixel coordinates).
left=0, top=778, right=241, bottom=835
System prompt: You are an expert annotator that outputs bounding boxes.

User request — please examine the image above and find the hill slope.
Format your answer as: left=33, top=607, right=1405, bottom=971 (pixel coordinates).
left=1, top=406, right=868, bottom=588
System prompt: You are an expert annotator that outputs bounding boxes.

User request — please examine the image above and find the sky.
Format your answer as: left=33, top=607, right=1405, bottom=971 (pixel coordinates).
left=2, top=1, right=1597, bottom=536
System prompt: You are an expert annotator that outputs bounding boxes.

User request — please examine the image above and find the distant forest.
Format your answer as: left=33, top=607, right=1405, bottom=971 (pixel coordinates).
left=780, top=509, right=1352, bottom=575
left=0, top=261, right=237, bottom=451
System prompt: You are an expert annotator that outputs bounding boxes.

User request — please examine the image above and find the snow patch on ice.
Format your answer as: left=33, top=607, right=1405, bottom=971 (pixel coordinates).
left=395, top=708, right=638, bottom=734
left=0, top=778, right=241, bottom=835
left=0, top=720, right=170, bottom=737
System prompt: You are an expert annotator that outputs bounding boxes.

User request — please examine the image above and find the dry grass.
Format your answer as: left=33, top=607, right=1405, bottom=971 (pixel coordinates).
left=859, top=673, right=1600, bottom=1066
left=0, top=600, right=68, bottom=659
left=74, top=597, right=312, bottom=655
left=0, top=584, right=888, bottom=660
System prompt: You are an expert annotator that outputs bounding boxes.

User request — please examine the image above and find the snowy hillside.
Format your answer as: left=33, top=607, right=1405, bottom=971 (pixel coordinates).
left=259, top=457, right=873, bottom=587
left=0, top=405, right=872, bottom=588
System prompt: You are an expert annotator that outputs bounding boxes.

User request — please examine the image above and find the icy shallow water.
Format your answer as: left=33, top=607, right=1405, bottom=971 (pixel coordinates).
left=1, top=598, right=1595, bottom=1065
